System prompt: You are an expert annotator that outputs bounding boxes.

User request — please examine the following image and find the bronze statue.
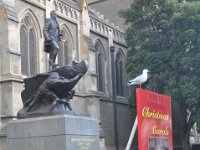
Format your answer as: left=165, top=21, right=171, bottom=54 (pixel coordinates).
left=17, top=60, right=88, bottom=118
left=43, top=10, right=62, bottom=69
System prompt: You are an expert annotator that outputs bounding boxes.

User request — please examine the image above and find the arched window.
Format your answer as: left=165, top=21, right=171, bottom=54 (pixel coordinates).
left=20, top=15, right=37, bottom=76
left=58, top=30, right=69, bottom=66
left=95, top=40, right=105, bottom=92
left=115, top=51, right=125, bottom=96
left=57, top=25, right=74, bottom=66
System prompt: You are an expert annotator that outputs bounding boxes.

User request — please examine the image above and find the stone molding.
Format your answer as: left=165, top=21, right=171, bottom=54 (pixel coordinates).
left=0, top=73, right=23, bottom=83
left=22, top=0, right=46, bottom=9
left=75, top=91, right=129, bottom=105
left=55, top=0, right=80, bottom=22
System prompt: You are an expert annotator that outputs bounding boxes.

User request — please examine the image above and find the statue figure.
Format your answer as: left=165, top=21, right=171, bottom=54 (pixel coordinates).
left=43, top=10, right=62, bottom=69
left=17, top=60, right=88, bottom=118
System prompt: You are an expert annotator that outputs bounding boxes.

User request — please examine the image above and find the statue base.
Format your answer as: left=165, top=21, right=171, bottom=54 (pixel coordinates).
left=7, top=115, right=100, bottom=150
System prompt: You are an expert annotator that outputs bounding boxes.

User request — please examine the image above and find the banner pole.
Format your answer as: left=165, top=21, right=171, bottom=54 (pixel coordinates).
left=125, top=115, right=138, bottom=150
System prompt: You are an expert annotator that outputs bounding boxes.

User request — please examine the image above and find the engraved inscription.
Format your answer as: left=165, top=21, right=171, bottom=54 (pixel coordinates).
left=71, top=136, right=96, bottom=150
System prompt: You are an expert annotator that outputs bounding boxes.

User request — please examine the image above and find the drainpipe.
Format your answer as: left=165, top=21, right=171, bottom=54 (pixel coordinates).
left=110, top=46, right=119, bottom=150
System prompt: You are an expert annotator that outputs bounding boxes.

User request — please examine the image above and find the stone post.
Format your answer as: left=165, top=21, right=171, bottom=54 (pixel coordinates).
left=7, top=115, right=100, bottom=150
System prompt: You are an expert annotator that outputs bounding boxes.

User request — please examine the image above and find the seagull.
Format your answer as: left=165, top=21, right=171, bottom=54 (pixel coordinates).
left=127, top=69, right=150, bottom=87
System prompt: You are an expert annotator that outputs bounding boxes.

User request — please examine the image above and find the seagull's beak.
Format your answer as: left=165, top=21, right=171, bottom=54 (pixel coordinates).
left=147, top=70, right=151, bottom=75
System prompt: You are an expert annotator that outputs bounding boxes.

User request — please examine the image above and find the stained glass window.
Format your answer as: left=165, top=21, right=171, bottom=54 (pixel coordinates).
left=95, top=40, right=105, bottom=92
left=58, top=30, right=69, bottom=66
left=115, top=51, right=125, bottom=96
left=20, top=15, right=37, bottom=76
left=20, top=25, right=28, bottom=76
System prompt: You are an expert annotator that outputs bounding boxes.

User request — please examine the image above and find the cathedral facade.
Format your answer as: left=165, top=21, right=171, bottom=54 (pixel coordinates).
left=0, top=0, right=131, bottom=149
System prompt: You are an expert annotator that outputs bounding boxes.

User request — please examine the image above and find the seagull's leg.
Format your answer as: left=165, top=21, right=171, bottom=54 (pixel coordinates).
left=140, top=84, right=141, bottom=88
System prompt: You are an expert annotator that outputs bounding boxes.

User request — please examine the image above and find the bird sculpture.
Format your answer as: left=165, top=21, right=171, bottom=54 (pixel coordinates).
left=127, top=69, right=150, bottom=87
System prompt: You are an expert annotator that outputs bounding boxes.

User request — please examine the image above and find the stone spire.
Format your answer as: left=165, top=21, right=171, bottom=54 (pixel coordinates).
left=77, top=0, right=88, bottom=11
left=77, top=0, right=90, bottom=37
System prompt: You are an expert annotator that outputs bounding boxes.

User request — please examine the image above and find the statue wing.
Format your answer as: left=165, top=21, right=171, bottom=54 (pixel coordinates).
left=49, top=59, right=89, bottom=78
left=21, top=73, right=50, bottom=104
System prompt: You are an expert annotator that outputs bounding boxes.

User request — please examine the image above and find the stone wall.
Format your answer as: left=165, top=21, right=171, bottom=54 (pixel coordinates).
left=116, top=102, right=132, bottom=148
left=0, top=122, right=6, bottom=150
left=100, top=99, right=132, bottom=150
left=100, top=100, right=115, bottom=147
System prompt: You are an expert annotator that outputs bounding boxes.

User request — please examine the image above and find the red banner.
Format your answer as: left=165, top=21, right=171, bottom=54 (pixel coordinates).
left=136, top=88, right=173, bottom=150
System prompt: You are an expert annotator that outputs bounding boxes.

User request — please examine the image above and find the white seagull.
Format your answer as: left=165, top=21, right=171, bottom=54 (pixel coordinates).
left=127, top=69, right=150, bottom=87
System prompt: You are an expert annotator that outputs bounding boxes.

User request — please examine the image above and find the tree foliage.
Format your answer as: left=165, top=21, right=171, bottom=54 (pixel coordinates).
left=120, top=0, right=200, bottom=148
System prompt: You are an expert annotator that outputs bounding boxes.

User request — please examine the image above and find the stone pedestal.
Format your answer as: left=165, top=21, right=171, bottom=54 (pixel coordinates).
left=7, top=115, right=100, bottom=150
